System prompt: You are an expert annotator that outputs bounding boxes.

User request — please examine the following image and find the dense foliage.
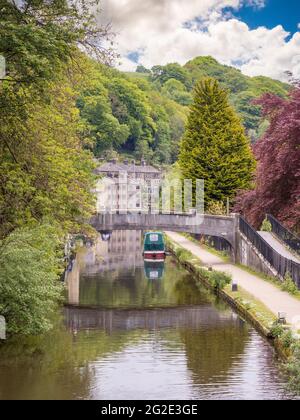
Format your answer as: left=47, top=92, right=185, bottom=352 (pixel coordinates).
left=0, top=224, right=64, bottom=335
left=235, top=85, right=300, bottom=232
left=68, top=57, right=290, bottom=164
left=0, top=0, right=114, bottom=83
left=179, top=78, right=255, bottom=208
left=89, top=56, right=289, bottom=164
left=0, top=73, right=97, bottom=239
left=0, top=1, right=108, bottom=238
left=133, top=56, right=289, bottom=142
left=77, top=65, right=187, bottom=163
left=0, top=0, right=110, bottom=335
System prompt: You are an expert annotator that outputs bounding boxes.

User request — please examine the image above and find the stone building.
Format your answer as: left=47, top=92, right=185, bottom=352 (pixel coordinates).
left=95, top=159, right=162, bottom=213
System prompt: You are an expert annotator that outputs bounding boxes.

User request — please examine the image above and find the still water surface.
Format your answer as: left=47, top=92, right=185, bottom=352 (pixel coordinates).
left=0, top=231, right=295, bottom=400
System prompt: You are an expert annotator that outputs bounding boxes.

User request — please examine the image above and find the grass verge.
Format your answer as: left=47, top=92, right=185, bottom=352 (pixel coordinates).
left=181, top=232, right=231, bottom=262
left=236, top=263, right=300, bottom=301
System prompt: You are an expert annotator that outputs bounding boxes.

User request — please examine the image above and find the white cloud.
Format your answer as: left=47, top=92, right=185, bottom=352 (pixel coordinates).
left=244, top=0, right=266, bottom=9
left=99, top=0, right=300, bottom=81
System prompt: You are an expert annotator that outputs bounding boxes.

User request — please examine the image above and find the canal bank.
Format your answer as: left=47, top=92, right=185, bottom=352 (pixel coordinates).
left=165, top=232, right=300, bottom=330
left=165, top=234, right=275, bottom=338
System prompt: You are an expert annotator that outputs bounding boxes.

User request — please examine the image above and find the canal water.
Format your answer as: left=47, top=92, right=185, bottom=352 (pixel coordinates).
left=0, top=231, right=295, bottom=400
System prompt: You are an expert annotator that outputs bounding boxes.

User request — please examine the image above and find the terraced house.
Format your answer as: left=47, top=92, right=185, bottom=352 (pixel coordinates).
left=95, top=159, right=162, bottom=213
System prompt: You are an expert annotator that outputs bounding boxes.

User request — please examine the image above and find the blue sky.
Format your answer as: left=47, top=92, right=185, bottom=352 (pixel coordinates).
left=101, top=0, right=300, bottom=81
left=233, top=0, right=300, bottom=35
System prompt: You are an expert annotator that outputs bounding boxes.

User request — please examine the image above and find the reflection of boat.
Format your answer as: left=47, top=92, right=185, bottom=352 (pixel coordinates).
left=143, top=232, right=166, bottom=262
left=144, top=261, right=165, bottom=280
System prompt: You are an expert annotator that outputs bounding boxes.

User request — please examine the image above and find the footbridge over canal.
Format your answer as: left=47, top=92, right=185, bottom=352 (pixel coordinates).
left=90, top=212, right=300, bottom=285
left=90, top=213, right=238, bottom=250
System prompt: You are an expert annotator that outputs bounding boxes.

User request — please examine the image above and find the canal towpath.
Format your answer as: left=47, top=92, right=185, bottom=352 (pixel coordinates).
left=166, top=232, right=300, bottom=329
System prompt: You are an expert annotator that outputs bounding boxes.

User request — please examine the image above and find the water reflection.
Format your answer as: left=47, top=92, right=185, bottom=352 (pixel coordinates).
left=144, top=261, right=165, bottom=280
left=64, top=306, right=241, bottom=333
left=66, top=230, right=143, bottom=306
left=0, top=231, right=295, bottom=400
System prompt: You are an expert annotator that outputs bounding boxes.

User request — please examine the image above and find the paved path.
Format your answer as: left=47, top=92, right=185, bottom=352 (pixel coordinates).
left=258, top=231, right=300, bottom=263
left=166, top=231, right=300, bottom=327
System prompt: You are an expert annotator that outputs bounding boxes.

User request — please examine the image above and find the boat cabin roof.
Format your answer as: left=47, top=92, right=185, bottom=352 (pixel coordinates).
left=144, top=232, right=164, bottom=244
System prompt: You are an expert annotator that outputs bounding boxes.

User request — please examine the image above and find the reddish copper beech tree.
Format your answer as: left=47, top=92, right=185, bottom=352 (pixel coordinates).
left=235, top=84, right=300, bottom=232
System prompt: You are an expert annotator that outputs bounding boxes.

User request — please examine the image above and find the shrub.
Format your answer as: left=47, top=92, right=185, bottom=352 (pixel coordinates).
left=209, top=271, right=232, bottom=290
left=176, top=247, right=193, bottom=263
left=196, top=266, right=210, bottom=282
left=281, top=272, right=298, bottom=295
left=281, top=330, right=295, bottom=349
left=261, top=218, right=272, bottom=232
left=0, top=224, right=64, bottom=335
left=206, top=201, right=227, bottom=216
left=270, top=322, right=285, bottom=339
left=285, top=340, right=300, bottom=393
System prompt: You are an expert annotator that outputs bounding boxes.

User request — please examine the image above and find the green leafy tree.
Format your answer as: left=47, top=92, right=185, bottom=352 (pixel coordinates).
left=146, top=89, right=187, bottom=163
left=182, top=56, right=289, bottom=135
left=136, top=65, right=151, bottom=74
left=108, top=77, right=156, bottom=158
left=162, top=79, right=192, bottom=106
left=231, top=91, right=262, bottom=130
left=185, top=56, right=250, bottom=94
left=0, top=2, right=114, bottom=238
left=151, top=63, right=191, bottom=88
left=0, top=73, right=97, bottom=238
left=0, top=0, right=114, bottom=86
left=0, top=1, right=118, bottom=337
left=0, top=224, right=64, bottom=335
left=77, top=73, right=130, bottom=155
left=260, top=218, right=272, bottom=232
left=179, top=78, right=256, bottom=207
left=153, top=120, right=171, bottom=164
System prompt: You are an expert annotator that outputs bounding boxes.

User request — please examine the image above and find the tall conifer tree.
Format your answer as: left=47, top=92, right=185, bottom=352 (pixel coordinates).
left=179, top=78, right=255, bottom=207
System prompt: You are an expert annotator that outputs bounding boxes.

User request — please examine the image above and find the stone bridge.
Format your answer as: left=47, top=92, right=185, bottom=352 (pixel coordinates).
left=88, top=212, right=300, bottom=286
left=90, top=213, right=239, bottom=249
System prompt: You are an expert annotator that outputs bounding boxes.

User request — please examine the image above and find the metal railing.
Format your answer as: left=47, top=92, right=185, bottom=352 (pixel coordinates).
left=239, top=216, right=300, bottom=288
left=267, top=214, right=300, bottom=255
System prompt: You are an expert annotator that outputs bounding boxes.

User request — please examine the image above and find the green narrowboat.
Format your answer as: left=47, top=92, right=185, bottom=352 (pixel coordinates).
left=143, top=232, right=166, bottom=262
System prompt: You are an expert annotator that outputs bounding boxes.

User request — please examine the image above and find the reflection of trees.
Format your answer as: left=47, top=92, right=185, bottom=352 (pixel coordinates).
left=0, top=319, right=143, bottom=400
left=0, top=236, right=253, bottom=399
left=0, top=297, right=249, bottom=399
left=172, top=274, right=214, bottom=306
left=78, top=258, right=214, bottom=309
left=179, top=323, right=249, bottom=385
left=173, top=268, right=250, bottom=384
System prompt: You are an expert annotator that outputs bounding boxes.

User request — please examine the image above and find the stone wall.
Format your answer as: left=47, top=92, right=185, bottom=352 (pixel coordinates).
left=236, top=231, right=280, bottom=280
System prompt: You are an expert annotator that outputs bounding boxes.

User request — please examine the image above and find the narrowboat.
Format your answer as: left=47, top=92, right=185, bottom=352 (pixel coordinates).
left=143, top=232, right=166, bottom=262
